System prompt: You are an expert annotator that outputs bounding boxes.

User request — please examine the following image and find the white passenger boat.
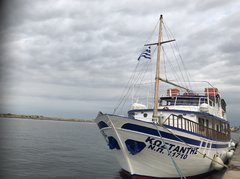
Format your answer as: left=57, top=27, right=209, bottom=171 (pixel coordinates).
left=95, top=15, right=233, bottom=178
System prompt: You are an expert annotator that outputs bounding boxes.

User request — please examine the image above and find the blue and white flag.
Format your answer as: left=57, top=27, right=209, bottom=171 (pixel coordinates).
left=137, top=46, right=151, bottom=61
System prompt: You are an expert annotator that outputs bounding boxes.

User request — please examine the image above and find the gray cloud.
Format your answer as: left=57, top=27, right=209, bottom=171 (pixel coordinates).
left=1, top=0, right=240, bottom=125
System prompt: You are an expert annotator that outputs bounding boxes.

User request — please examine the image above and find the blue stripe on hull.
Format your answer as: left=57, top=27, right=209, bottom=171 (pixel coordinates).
left=121, top=123, right=228, bottom=148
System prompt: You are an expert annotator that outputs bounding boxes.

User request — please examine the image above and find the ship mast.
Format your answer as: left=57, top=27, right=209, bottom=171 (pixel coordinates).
left=153, top=15, right=163, bottom=121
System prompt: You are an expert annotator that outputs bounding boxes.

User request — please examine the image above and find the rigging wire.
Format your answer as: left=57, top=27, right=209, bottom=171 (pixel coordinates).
left=163, top=22, right=192, bottom=90
left=163, top=23, right=189, bottom=90
left=119, top=60, right=150, bottom=114
left=114, top=18, right=193, bottom=114
left=113, top=62, right=140, bottom=114
left=133, top=61, right=151, bottom=99
left=161, top=46, right=185, bottom=88
left=119, top=46, right=158, bottom=114
left=162, top=47, right=168, bottom=80
left=134, top=46, right=157, bottom=97
left=134, top=45, right=158, bottom=107
left=145, top=20, right=159, bottom=45
left=114, top=20, right=159, bottom=114
left=119, top=46, right=157, bottom=113
left=153, top=122, right=186, bottom=179
left=163, top=22, right=189, bottom=82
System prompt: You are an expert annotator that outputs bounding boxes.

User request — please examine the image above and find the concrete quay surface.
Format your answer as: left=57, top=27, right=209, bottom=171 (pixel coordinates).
left=222, top=143, right=240, bottom=179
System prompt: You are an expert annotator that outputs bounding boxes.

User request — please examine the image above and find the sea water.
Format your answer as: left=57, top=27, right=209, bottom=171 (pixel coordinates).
left=0, top=118, right=231, bottom=179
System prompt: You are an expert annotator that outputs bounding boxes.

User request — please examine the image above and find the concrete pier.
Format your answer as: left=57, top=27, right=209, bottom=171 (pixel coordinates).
left=222, top=143, right=240, bottom=179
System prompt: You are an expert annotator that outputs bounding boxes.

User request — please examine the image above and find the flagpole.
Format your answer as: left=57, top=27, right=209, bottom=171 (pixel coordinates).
left=153, top=15, right=163, bottom=121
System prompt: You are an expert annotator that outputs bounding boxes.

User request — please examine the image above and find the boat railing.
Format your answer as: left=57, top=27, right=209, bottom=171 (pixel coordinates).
left=161, top=96, right=215, bottom=107
left=163, top=114, right=230, bottom=141
left=160, top=96, right=222, bottom=117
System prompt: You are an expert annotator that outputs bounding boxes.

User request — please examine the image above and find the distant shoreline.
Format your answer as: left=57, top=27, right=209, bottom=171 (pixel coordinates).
left=0, top=113, right=93, bottom=123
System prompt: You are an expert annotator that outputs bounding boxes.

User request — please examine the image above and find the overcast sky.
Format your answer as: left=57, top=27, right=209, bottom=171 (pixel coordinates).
left=0, top=0, right=239, bottom=125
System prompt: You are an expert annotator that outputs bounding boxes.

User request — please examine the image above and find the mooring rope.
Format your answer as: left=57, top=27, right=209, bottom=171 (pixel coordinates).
left=153, top=122, right=187, bottom=179
left=162, top=125, right=228, bottom=169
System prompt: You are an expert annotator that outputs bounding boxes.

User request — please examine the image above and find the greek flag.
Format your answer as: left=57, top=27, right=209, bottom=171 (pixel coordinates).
left=137, top=46, right=151, bottom=61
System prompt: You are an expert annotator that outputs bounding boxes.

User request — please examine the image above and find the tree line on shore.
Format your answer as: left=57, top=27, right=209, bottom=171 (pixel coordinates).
left=0, top=113, right=93, bottom=122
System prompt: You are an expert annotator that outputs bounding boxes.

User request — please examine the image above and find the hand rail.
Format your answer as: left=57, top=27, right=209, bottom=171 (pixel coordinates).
left=163, top=114, right=230, bottom=141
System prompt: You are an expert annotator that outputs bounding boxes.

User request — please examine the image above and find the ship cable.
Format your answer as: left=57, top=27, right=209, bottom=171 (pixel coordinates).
left=113, top=62, right=140, bottom=114
left=153, top=122, right=186, bottom=179
left=162, top=125, right=228, bottom=169
left=163, top=22, right=192, bottom=90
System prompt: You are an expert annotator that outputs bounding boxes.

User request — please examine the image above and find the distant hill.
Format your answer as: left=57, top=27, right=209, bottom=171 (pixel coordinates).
left=0, top=113, right=93, bottom=123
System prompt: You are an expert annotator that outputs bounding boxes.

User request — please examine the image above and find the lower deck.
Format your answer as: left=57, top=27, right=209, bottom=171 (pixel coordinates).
left=128, top=109, right=231, bottom=142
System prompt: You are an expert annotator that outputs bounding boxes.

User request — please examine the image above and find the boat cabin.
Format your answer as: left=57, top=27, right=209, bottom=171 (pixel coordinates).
left=159, top=88, right=226, bottom=117
left=128, top=87, right=230, bottom=141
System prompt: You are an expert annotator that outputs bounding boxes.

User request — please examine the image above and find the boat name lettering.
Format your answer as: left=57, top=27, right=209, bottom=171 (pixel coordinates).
left=145, top=137, right=199, bottom=159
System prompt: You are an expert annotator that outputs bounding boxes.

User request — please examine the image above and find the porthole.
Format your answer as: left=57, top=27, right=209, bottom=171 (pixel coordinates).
left=143, top=113, right=148, bottom=118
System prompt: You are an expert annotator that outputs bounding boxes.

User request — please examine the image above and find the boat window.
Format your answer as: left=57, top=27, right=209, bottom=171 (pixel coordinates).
left=200, top=98, right=208, bottom=104
left=198, top=118, right=205, bottom=131
left=216, top=94, right=220, bottom=108
left=221, top=99, right=226, bottom=112
left=222, top=123, right=225, bottom=133
left=209, top=100, right=213, bottom=106
left=143, top=113, right=148, bottom=118
left=205, top=119, right=209, bottom=128
left=160, top=97, right=207, bottom=106
left=220, top=122, right=223, bottom=132
left=208, top=97, right=216, bottom=107
left=176, top=98, right=199, bottom=106
left=159, top=99, right=175, bottom=106
left=160, top=99, right=167, bottom=106
left=225, top=123, right=229, bottom=133
left=128, top=112, right=135, bottom=119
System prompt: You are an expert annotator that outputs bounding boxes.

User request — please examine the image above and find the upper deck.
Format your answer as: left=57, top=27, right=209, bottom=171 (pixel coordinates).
left=131, top=87, right=227, bottom=120
left=159, top=95, right=226, bottom=119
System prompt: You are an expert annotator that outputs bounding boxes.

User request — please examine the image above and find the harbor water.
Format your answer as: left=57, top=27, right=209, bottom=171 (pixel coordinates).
left=0, top=118, right=235, bottom=179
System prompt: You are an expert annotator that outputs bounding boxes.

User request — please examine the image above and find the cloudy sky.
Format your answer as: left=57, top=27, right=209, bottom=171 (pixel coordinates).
left=0, top=0, right=239, bottom=125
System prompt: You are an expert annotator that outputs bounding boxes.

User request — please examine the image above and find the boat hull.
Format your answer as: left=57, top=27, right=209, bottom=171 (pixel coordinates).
left=95, top=114, right=230, bottom=178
